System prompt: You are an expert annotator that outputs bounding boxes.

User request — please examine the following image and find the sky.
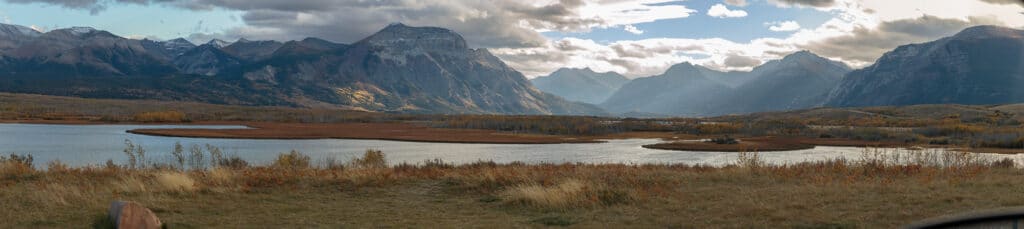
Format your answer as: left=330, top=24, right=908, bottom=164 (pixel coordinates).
left=0, top=0, right=1022, bottom=78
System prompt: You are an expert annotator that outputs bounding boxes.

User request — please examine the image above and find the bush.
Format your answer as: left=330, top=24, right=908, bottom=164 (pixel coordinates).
left=709, top=136, right=739, bottom=145
left=133, top=111, right=187, bottom=122
left=217, top=155, right=249, bottom=169
left=0, top=153, right=35, bottom=177
left=351, top=149, right=387, bottom=169
left=273, top=150, right=310, bottom=170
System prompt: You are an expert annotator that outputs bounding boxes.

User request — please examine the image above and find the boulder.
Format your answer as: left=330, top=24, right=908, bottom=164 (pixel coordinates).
left=108, top=201, right=162, bottom=229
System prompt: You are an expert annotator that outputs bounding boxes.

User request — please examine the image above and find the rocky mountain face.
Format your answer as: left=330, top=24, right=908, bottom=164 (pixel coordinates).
left=0, top=24, right=40, bottom=54
left=222, top=39, right=284, bottom=61
left=142, top=38, right=196, bottom=60
left=531, top=68, right=630, bottom=104
left=602, top=51, right=850, bottom=116
left=825, top=26, right=1024, bottom=107
left=238, top=23, right=602, bottom=114
left=173, top=44, right=243, bottom=76
left=0, top=23, right=602, bottom=115
left=5, top=27, right=177, bottom=76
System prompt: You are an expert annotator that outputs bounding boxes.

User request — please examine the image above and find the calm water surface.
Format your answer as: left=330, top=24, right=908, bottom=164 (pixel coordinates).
left=2, top=124, right=1021, bottom=167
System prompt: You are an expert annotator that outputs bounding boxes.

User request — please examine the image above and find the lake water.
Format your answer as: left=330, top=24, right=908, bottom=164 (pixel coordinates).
left=2, top=123, right=1022, bottom=167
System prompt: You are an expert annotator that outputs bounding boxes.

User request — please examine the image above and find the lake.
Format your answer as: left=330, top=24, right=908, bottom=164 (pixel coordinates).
left=1, top=123, right=1021, bottom=167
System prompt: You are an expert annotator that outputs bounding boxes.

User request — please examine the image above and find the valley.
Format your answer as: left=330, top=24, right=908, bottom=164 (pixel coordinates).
left=0, top=15, right=1023, bottom=228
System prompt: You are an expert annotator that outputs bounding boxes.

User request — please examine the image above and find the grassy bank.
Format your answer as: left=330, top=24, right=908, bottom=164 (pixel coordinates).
left=1, top=149, right=1022, bottom=228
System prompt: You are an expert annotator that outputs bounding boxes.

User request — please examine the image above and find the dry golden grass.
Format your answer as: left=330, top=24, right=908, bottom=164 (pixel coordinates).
left=502, top=179, right=589, bottom=209
left=133, top=111, right=187, bottom=122
left=1, top=149, right=1023, bottom=227
left=155, top=172, right=196, bottom=192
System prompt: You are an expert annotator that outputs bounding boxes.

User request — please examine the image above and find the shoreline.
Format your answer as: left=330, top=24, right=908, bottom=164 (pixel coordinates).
left=4, top=119, right=1022, bottom=153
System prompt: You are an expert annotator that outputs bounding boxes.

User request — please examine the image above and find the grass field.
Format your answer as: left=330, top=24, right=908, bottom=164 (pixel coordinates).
left=2, top=149, right=1022, bottom=228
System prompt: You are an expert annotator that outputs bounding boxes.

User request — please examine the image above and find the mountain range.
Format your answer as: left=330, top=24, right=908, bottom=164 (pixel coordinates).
left=533, top=25, right=1024, bottom=117
left=0, top=23, right=602, bottom=115
left=530, top=68, right=629, bottom=104
left=597, top=51, right=851, bottom=116
left=0, top=22, right=1022, bottom=117
left=825, top=25, right=1024, bottom=107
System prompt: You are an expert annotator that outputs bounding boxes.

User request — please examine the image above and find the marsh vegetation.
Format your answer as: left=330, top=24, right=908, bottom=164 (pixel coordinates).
left=1, top=146, right=1022, bottom=227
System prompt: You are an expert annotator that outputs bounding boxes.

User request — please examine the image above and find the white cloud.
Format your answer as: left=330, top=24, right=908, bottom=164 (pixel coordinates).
left=29, top=25, right=46, bottom=32
left=724, top=0, right=749, bottom=7
left=767, top=21, right=802, bottom=31
left=707, top=4, right=748, bottom=18
left=6, top=0, right=696, bottom=49
left=623, top=25, right=644, bottom=34
left=493, top=36, right=795, bottom=78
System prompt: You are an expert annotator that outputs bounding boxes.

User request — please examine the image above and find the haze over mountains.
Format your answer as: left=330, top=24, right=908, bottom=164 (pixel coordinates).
left=535, top=26, right=1024, bottom=117
left=530, top=68, right=629, bottom=104
left=0, top=23, right=601, bottom=115
left=0, top=22, right=1021, bottom=117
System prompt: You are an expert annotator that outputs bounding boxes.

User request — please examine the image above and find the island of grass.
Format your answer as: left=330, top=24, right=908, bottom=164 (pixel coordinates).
left=642, top=136, right=927, bottom=152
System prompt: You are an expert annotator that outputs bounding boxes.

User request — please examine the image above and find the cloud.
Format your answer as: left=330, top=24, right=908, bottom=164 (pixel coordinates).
left=5, top=0, right=694, bottom=49
left=492, top=36, right=792, bottom=78
left=980, top=0, right=1024, bottom=6
left=707, top=4, right=748, bottom=18
left=623, top=25, right=644, bottom=34
left=723, top=0, right=749, bottom=7
left=722, top=54, right=763, bottom=68
left=29, top=25, right=46, bottom=32
left=770, top=0, right=837, bottom=8
left=767, top=21, right=801, bottom=31
left=798, top=15, right=1003, bottom=65
left=10, top=0, right=1024, bottom=79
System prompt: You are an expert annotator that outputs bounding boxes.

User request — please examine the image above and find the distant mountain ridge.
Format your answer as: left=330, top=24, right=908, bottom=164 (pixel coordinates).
left=600, top=51, right=851, bottom=116
left=531, top=68, right=630, bottom=104
left=0, top=22, right=603, bottom=115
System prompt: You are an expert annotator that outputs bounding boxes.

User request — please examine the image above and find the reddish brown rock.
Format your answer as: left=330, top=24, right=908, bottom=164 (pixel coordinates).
left=109, top=201, right=162, bottom=229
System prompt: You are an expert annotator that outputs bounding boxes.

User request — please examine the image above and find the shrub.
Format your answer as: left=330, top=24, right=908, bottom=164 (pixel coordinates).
left=709, top=136, right=739, bottom=145
left=991, top=158, right=1016, bottom=168
left=185, top=144, right=205, bottom=169
left=208, top=167, right=235, bottom=185
left=318, top=156, right=345, bottom=170
left=351, top=149, right=387, bottom=169
left=217, top=155, right=249, bottom=169
left=123, top=139, right=146, bottom=169
left=0, top=153, right=35, bottom=177
left=46, top=160, right=69, bottom=173
left=133, top=111, right=187, bottom=122
left=171, top=142, right=185, bottom=169
left=273, top=150, right=311, bottom=170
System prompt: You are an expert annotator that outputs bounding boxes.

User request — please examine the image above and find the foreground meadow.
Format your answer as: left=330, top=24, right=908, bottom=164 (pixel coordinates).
left=2, top=148, right=1023, bottom=228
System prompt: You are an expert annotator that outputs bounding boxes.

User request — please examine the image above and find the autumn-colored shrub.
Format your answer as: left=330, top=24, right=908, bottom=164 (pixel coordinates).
left=273, top=150, right=311, bottom=170
left=133, top=111, right=187, bottom=122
